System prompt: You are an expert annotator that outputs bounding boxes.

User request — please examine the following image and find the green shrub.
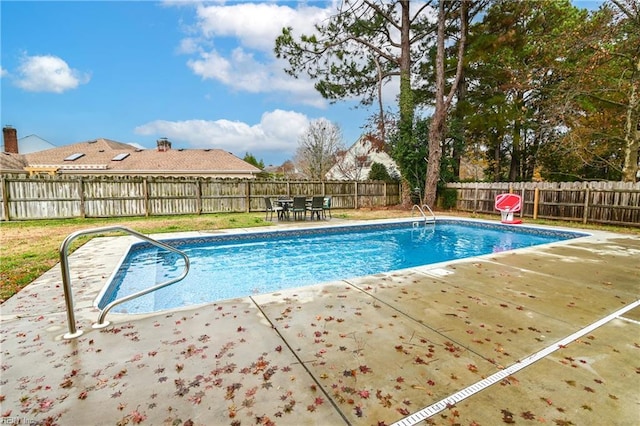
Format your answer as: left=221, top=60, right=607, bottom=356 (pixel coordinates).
left=438, top=188, right=458, bottom=209
left=368, top=162, right=393, bottom=181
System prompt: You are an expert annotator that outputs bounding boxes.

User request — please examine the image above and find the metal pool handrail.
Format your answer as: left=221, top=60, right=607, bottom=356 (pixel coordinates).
left=59, top=226, right=190, bottom=339
left=411, top=204, right=436, bottom=225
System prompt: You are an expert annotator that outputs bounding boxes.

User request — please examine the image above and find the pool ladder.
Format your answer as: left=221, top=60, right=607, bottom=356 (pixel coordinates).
left=411, top=204, right=436, bottom=227
left=59, top=226, right=190, bottom=339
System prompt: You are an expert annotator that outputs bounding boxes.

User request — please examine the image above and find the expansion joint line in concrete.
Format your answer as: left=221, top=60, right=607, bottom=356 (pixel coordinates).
left=249, top=296, right=354, bottom=426
left=347, top=280, right=491, bottom=363
left=391, top=299, right=640, bottom=426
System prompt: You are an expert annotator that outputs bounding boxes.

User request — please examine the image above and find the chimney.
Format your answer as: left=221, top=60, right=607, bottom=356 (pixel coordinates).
left=157, top=138, right=171, bottom=152
left=3, top=126, right=18, bottom=154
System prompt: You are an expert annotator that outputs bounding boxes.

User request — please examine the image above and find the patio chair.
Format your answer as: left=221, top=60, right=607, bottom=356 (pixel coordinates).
left=264, top=197, right=284, bottom=221
left=292, top=196, right=308, bottom=221
left=307, top=196, right=324, bottom=220
left=322, top=196, right=332, bottom=219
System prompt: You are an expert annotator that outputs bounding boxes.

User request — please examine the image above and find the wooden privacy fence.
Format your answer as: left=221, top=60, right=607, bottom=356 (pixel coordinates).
left=447, top=181, right=640, bottom=227
left=0, top=175, right=402, bottom=221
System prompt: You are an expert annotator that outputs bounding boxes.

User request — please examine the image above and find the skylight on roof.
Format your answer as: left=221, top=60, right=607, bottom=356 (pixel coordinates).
left=112, top=153, right=130, bottom=161
left=64, top=153, right=85, bottom=161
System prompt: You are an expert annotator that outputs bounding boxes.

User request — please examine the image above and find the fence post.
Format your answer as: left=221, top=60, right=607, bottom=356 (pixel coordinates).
left=246, top=181, right=251, bottom=213
left=143, top=177, right=150, bottom=217
left=383, top=182, right=388, bottom=206
left=583, top=187, right=590, bottom=224
left=196, top=178, right=202, bottom=215
left=79, top=177, right=86, bottom=219
left=354, top=181, right=359, bottom=209
left=1, top=175, right=9, bottom=221
left=533, top=187, right=539, bottom=219
left=473, top=182, right=478, bottom=213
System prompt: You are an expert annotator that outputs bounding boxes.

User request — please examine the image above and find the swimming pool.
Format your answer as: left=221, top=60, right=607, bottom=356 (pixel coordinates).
left=97, top=219, right=587, bottom=314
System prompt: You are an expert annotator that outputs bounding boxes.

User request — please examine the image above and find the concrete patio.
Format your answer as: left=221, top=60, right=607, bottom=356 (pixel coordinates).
left=1, top=218, right=639, bottom=425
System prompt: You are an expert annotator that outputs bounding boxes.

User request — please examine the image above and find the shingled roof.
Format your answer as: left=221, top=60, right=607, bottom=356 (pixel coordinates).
left=0, top=152, right=28, bottom=172
left=21, top=138, right=261, bottom=178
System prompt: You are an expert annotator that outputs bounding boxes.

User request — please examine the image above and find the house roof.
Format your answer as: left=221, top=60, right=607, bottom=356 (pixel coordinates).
left=326, top=135, right=399, bottom=181
left=16, top=134, right=57, bottom=154
left=0, top=152, right=27, bottom=172
left=22, top=138, right=262, bottom=175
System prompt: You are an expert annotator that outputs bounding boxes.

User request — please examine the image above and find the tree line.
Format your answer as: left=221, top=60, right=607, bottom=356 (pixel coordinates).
left=273, top=0, right=639, bottom=206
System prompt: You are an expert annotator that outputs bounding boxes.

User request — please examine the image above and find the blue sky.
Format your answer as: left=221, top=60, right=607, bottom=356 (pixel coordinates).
left=1, top=1, right=603, bottom=166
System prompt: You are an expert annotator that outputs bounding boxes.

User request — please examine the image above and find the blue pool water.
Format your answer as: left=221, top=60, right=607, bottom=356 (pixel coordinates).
left=98, top=220, right=585, bottom=314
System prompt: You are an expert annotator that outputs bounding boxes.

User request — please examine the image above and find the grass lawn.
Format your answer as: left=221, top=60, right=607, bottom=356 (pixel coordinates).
left=1, top=208, right=637, bottom=303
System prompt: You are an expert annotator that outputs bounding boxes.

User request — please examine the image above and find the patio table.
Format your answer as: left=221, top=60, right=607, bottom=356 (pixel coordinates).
left=276, top=199, right=292, bottom=220
left=277, top=198, right=313, bottom=220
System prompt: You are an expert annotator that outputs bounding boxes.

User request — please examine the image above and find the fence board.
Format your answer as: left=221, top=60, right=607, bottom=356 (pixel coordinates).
left=83, top=177, right=146, bottom=217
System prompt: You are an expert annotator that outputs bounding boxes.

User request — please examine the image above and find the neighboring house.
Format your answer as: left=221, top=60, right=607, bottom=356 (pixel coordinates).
left=0, top=152, right=28, bottom=174
left=15, top=134, right=57, bottom=154
left=326, top=135, right=400, bottom=181
left=1, top=127, right=29, bottom=173
left=459, top=156, right=486, bottom=181
left=263, top=160, right=306, bottom=180
left=22, top=138, right=261, bottom=178
left=1, top=126, right=55, bottom=154
left=1, top=127, right=261, bottom=179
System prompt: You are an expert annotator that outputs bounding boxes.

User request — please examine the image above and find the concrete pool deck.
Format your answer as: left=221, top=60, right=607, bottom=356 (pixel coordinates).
left=1, top=217, right=639, bottom=425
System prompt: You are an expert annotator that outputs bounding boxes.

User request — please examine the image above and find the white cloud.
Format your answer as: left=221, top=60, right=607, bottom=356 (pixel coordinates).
left=188, top=48, right=326, bottom=107
left=188, top=47, right=268, bottom=92
left=134, top=109, right=310, bottom=158
left=14, top=54, right=90, bottom=93
left=181, top=2, right=333, bottom=107
left=0, top=67, right=8, bottom=78
left=260, top=109, right=309, bottom=142
left=195, top=2, right=329, bottom=51
left=177, top=37, right=200, bottom=55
